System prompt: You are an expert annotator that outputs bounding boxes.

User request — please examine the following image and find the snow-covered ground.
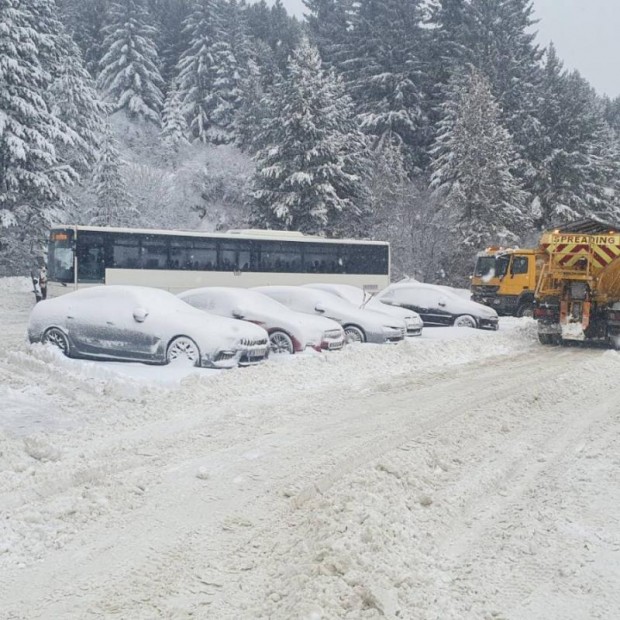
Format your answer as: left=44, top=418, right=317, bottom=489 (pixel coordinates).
left=1, top=277, right=619, bottom=619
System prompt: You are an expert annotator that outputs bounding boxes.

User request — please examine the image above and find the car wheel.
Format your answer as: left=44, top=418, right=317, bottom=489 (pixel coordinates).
left=517, top=303, right=534, bottom=318
left=167, top=336, right=200, bottom=366
left=42, top=327, right=70, bottom=355
left=269, top=330, right=294, bottom=355
left=453, top=314, right=477, bottom=329
left=344, top=325, right=365, bottom=344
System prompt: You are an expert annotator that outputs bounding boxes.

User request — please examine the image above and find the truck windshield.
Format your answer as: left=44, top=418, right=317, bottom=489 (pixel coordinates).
left=474, top=255, right=510, bottom=279
left=474, top=256, right=496, bottom=278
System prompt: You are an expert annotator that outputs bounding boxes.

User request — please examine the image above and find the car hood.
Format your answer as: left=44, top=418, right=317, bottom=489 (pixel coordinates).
left=323, top=304, right=405, bottom=330
left=170, top=308, right=268, bottom=349
left=365, top=298, right=422, bottom=323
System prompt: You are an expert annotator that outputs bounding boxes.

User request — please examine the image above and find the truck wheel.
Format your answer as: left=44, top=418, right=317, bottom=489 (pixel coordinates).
left=538, top=333, right=552, bottom=345
left=517, top=303, right=534, bottom=318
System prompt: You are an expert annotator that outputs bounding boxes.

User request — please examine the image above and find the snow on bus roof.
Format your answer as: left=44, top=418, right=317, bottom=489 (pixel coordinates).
left=51, top=225, right=388, bottom=246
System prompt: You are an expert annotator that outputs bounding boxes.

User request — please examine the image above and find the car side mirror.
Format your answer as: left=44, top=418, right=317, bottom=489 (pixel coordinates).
left=133, top=307, right=149, bottom=323
left=438, top=298, right=447, bottom=307
left=232, top=306, right=246, bottom=319
left=315, top=303, right=326, bottom=313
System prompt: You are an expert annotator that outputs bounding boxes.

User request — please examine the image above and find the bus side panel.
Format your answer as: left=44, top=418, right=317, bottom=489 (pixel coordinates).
left=104, top=268, right=390, bottom=294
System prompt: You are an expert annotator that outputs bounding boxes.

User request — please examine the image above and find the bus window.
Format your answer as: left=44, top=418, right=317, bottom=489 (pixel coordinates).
left=257, top=241, right=302, bottom=273
left=220, top=241, right=250, bottom=271
left=303, top=244, right=340, bottom=274
left=141, top=236, right=168, bottom=269
left=111, top=234, right=141, bottom=269
left=191, top=239, right=217, bottom=270
left=170, top=237, right=191, bottom=269
left=348, top=245, right=389, bottom=275
left=77, top=232, right=105, bottom=282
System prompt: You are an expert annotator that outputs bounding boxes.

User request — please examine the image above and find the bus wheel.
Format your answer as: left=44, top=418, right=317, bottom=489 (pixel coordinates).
left=269, top=331, right=294, bottom=355
left=43, top=327, right=70, bottom=355
left=167, top=336, right=200, bottom=366
left=517, top=303, right=534, bottom=318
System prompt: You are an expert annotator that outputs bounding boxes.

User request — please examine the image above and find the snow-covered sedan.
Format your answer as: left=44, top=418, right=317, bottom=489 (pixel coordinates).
left=178, top=287, right=345, bottom=354
left=254, top=286, right=406, bottom=344
left=28, top=286, right=270, bottom=368
left=304, top=283, right=423, bottom=337
left=376, top=282, right=499, bottom=330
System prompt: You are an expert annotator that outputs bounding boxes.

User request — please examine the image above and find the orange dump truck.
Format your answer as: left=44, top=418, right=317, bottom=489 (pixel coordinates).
left=535, top=218, right=620, bottom=348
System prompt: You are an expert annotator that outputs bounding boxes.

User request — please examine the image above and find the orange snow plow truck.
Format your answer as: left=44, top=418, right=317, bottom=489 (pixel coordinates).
left=535, top=218, right=620, bottom=349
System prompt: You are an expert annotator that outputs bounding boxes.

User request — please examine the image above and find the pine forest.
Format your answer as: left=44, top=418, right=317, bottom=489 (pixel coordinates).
left=1, top=0, right=619, bottom=282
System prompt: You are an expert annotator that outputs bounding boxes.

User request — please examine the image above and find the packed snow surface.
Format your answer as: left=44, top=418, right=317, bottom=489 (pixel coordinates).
left=1, top=277, right=619, bottom=619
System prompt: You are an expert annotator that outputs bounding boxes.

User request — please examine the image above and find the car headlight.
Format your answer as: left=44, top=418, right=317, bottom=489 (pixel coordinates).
left=383, top=325, right=401, bottom=335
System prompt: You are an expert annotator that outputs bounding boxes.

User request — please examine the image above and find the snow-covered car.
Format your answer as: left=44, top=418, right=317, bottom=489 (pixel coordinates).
left=254, top=286, right=406, bottom=344
left=304, top=283, right=423, bottom=337
left=28, top=286, right=270, bottom=368
left=376, top=282, right=499, bottom=330
left=178, top=287, right=345, bottom=354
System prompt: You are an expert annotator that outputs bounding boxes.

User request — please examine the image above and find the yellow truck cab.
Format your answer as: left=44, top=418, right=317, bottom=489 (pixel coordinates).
left=471, top=247, right=543, bottom=317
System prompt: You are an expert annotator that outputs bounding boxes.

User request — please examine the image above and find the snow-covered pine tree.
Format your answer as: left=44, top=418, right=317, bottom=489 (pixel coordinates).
left=454, top=0, right=543, bottom=181
left=97, top=0, right=164, bottom=124
left=529, top=45, right=620, bottom=225
left=303, top=0, right=355, bottom=70
left=150, top=0, right=191, bottom=88
left=234, top=59, right=267, bottom=154
left=250, top=38, right=370, bottom=235
left=86, top=124, right=137, bottom=226
left=0, top=0, right=78, bottom=274
left=430, top=68, right=529, bottom=255
left=604, top=96, right=620, bottom=137
left=176, top=0, right=239, bottom=144
left=246, top=0, right=301, bottom=72
left=49, top=34, right=108, bottom=175
left=341, top=0, right=428, bottom=174
left=58, top=0, right=110, bottom=77
left=161, top=81, right=189, bottom=151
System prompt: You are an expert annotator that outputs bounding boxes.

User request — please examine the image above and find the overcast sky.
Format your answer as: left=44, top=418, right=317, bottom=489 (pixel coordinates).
left=273, top=0, right=619, bottom=98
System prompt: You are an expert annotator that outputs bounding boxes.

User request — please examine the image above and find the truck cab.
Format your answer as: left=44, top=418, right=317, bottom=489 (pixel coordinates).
left=471, top=247, right=542, bottom=317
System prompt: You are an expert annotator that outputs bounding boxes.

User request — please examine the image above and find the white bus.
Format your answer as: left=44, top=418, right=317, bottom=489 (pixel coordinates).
left=47, top=226, right=391, bottom=296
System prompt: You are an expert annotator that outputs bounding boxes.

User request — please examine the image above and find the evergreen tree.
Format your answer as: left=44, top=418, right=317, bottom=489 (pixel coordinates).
left=340, top=0, right=429, bottom=174
left=448, top=0, right=543, bottom=178
left=87, top=124, right=137, bottom=226
left=149, top=0, right=191, bottom=88
left=303, top=0, right=354, bottom=70
left=246, top=0, right=301, bottom=72
left=49, top=35, right=108, bottom=174
left=161, top=81, right=189, bottom=151
left=431, top=68, right=529, bottom=254
left=97, top=0, right=164, bottom=123
left=0, top=0, right=78, bottom=273
left=529, top=46, right=620, bottom=225
left=176, top=0, right=238, bottom=144
left=58, top=0, right=110, bottom=77
left=251, top=38, right=370, bottom=234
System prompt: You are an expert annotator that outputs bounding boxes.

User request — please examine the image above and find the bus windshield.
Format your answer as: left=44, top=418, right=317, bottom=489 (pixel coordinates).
left=48, top=229, right=74, bottom=283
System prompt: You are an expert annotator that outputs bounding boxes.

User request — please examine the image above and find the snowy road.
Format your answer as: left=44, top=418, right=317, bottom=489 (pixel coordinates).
left=1, top=278, right=619, bottom=619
